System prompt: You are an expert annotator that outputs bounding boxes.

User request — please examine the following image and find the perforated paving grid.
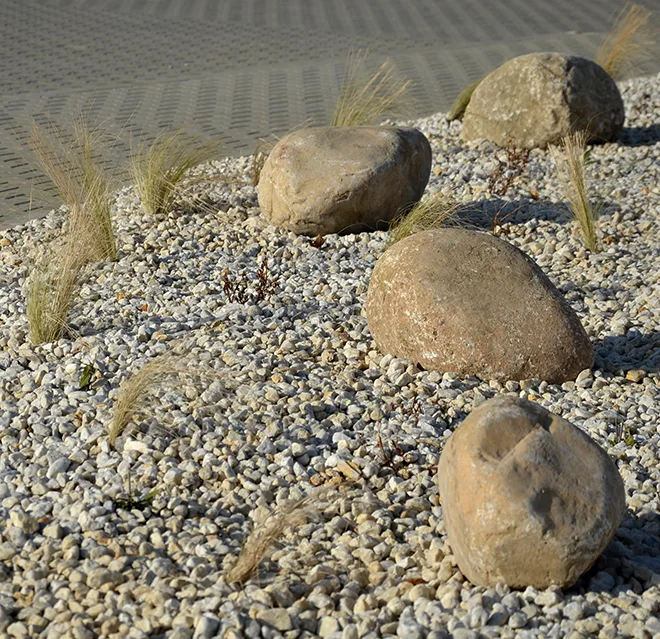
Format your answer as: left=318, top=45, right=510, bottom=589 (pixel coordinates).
left=1, top=0, right=659, bottom=228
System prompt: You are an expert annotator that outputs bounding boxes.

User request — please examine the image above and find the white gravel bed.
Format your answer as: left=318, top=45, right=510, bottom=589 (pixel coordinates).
left=0, top=73, right=658, bottom=639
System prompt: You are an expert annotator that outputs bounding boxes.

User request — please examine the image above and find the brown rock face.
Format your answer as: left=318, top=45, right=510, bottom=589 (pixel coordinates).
left=365, top=228, right=593, bottom=383
left=437, top=396, right=626, bottom=589
left=257, top=126, right=432, bottom=236
left=462, top=53, right=625, bottom=148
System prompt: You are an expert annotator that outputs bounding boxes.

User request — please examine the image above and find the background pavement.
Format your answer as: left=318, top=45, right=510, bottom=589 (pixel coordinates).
left=1, top=0, right=659, bottom=228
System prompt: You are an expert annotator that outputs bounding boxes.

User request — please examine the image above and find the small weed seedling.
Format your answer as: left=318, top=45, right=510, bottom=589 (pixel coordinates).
left=222, top=258, right=279, bottom=304
left=487, top=146, right=531, bottom=198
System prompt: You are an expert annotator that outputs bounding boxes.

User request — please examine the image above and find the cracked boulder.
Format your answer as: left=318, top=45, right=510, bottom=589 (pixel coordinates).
left=257, top=126, right=431, bottom=236
left=437, top=395, right=626, bottom=588
left=365, top=228, right=593, bottom=383
left=462, top=52, right=625, bottom=148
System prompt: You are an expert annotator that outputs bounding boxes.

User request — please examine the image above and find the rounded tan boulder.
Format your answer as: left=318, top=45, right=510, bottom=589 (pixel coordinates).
left=437, top=395, right=626, bottom=589
left=365, top=228, right=593, bottom=383
left=257, top=126, right=432, bottom=236
left=462, top=52, right=625, bottom=148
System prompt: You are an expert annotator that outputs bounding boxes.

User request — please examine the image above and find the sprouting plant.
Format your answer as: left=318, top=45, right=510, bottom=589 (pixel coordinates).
left=222, top=258, right=279, bottom=304
left=226, top=488, right=333, bottom=584
left=447, top=78, right=482, bottom=122
left=549, top=131, right=603, bottom=252
left=387, top=194, right=458, bottom=247
left=331, top=50, right=411, bottom=127
left=130, top=129, right=219, bottom=216
left=608, top=417, right=635, bottom=446
left=597, top=2, right=658, bottom=80
left=487, top=146, right=531, bottom=198
left=28, top=116, right=118, bottom=262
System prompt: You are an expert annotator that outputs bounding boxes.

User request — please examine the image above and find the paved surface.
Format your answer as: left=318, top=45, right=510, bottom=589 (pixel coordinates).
left=1, top=0, right=659, bottom=228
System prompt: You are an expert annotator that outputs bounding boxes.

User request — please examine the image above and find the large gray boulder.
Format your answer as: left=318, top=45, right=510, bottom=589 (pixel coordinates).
left=462, top=53, right=625, bottom=148
left=257, top=126, right=432, bottom=236
left=365, top=228, right=593, bottom=383
left=438, top=396, right=626, bottom=589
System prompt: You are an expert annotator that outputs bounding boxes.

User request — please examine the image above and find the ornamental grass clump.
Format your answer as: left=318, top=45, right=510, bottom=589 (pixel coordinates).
left=447, top=78, right=482, bottom=122
left=331, top=50, right=411, bottom=127
left=597, top=2, right=658, bottom=80
left=387, top=194, right=458, bottom=247
left=549, top=130, right=602, bottom=252
left=28, top=117, right=118, bottom=262
left=27, top=236, right=87, bottom=345
left=108, top=353, right=197, bottom=445
left=227, top=488, right=333, bottom=584
left=130, top=130, right=219, bottom=216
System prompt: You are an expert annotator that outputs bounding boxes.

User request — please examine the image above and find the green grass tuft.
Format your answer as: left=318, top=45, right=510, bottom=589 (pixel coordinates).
left=27, top=236, right=87, bottom=345
left=549, top=131, right=602, bottom=253
left=387, top=194, right=458, bottom=248
left=597, top=2, right=658, bottom=80
left=28, top=117, right=118, bottom=262
left=447, top=79, right=482, bottom=122
left=130, top=130, right=219, bottom=216
left=331, top=50, right=411, bottom=127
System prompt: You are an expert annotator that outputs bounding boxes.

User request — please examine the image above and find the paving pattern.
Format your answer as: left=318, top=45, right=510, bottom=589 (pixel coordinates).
left=1, top=0, right=659, bottom=228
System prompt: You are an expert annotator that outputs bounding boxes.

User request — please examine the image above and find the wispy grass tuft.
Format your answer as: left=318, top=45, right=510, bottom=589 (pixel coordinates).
left=251, top=136, right=278, bottom=187
left=109, top=353, right=203, bottom=445
left=596, top=2, right=658, bottom=80
left=549, top=131, right=602, bottom=252
left=387, top=194, right=458, bottom=247
left=28, top=117, right=118, bottom=262
left=227, top=488, right=333, bottom=584
left=447, top=79, right=482, bottom=122
left=130, top=130, right=219, bottom=216
left=27, top=236, right=87, bottom=345
left=331, top=50, right=412, bottom=127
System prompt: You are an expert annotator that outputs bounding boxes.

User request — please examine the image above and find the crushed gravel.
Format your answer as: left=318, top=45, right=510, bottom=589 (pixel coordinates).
left=0, top=72, right=658, bottom=639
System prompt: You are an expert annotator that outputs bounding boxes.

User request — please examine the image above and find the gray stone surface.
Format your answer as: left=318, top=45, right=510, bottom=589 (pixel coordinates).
left=462, top=53, right=625, bottom=148
left=438, top=395, right=626, bottom=589
left=258, top=126, right=431, bottom=236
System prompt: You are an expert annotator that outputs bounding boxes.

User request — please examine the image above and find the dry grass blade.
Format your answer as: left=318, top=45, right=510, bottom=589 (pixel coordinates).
left=227, top=488, right=333, bottom=584
left=387, top=194, right=458, bottom=247
left=447, top=79, right=482, bottom=122
left=596, top=2, right=658, bottom=80
left=28, top=117, right=118, bottom=262
left=109, top=354, right=209, bottom=445
left=130, top=130, right=220, bottom=216
left=251, top=136, right=277, bottom=187
left=331, top=50, right=411, bottom=127
left=27, top=236, right=87, bottom=345
left=549, top=131, right=601, bottom=252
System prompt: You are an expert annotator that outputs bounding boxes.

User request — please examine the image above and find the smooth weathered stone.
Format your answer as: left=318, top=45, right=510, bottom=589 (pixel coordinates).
left=438, top=396, right=626, bottom=589
left=258, top=126, right=432, bottom=236
left=462, top=53, right=625, bottom=148
left=365, top=228, right=593, bottom=383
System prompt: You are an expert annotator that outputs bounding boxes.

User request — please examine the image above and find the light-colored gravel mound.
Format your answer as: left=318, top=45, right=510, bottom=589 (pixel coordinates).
left=0, top=73, right=658, bottom=639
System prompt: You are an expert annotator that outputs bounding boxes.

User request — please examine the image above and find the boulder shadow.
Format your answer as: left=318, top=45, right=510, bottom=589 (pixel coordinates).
left=453, top=198, right=573, bottom=230
left=594, top=329, right=660, bottom=374
left=617, top=124, right=660, bottom=147
left=573, top=510, right=660, bottom=597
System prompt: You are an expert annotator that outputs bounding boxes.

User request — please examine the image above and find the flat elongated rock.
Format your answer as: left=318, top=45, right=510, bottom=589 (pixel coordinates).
left=365, top=228, right=593, bottom=383
left=438, top=396, right=626, bottom=589
left=258, top=126, right=431, bottom=236
left=462, top=53, right=625, bottom=148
